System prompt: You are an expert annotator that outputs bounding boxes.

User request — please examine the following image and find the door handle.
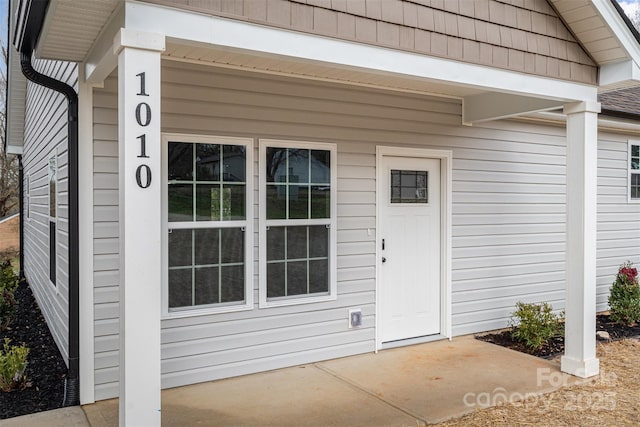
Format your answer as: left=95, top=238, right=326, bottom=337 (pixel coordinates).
left=382, top=257, right=386, bottom=263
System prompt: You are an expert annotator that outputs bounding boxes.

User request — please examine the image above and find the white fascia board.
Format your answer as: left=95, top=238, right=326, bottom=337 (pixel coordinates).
left=592, top=0, right=640, bottom=63
left=591, top=0, right=640, bottom=88
left=125, top=1, right=596, bottom=103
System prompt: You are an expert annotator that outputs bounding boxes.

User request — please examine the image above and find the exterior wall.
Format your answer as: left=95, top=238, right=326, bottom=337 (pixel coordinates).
left=143, top=0, right=597, bottom=84
left=92, top=60, right=578, bottom=399
left=596, top=130, right=640, bottom=310
left=22, top=59, right=78, bottom=365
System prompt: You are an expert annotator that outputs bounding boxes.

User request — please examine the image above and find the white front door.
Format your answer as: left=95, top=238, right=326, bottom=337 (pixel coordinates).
left=379, top=155, right=441, bottom=343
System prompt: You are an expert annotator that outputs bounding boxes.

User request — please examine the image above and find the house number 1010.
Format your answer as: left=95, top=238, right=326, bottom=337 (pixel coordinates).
left=134, top=72, right=152, bottom=189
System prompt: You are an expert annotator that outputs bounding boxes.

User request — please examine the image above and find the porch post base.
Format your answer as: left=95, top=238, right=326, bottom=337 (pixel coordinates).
left=560, top=355, right=599, bottom=378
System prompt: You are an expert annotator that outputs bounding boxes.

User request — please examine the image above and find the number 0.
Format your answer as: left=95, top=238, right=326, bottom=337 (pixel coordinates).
left=135, top=103, right=152, bottom=127
left=136, top=164, right=152, bottom=188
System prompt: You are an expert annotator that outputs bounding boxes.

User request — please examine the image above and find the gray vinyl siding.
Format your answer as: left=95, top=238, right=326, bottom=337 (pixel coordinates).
left=91, top=60, right=637, bottom=399
left=596, top=131, right=640, bottom=311
left=22, top=59, right=78, bottom=366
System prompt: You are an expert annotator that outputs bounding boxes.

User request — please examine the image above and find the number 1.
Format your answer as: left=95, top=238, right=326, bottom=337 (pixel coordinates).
left=136, top=72, right=149, bottom=96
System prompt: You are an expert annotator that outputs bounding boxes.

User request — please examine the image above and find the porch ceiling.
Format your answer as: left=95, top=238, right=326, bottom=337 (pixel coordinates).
left=162, top=41, right=484, bottom=99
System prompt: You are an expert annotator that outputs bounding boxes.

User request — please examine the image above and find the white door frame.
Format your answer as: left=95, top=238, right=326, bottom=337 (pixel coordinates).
left=375, top=146, right=452, bottom=351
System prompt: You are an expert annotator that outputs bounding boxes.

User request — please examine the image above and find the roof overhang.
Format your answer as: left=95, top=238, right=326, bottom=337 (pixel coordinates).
left=552, top=0, right=640, bottom=91
left=26, top=0, right=640, bottom=125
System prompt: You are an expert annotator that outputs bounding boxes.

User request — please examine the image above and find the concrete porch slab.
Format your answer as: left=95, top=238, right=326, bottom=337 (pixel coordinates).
left=317, top=336, right=581, bottom=424
left=78, top=335, right=580, bottom=426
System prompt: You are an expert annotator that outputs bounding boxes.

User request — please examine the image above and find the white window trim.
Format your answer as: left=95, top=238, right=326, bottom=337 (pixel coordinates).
left=48, top=149, right=58, bottom=287
left=629, top=140, right=640, bottom=204
left=259, top=139, right=337, bottom=308
left=161, top=133, right=254, bottom=319
left=26, top=172, right=30, bottom=221
left=48, top=150, right=57, bottom=222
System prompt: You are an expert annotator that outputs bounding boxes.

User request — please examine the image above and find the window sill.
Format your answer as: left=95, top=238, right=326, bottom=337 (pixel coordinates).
left=161, top=301, right=253, bottom=320
left=259, top=293, right=337, bottom=309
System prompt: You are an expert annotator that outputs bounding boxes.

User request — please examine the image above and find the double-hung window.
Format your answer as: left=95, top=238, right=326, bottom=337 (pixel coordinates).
left=630, top=141, right=640, bottom=203
left=259, top=139, right=337, bottom=307
left=163, top=134, right=253, bottom=315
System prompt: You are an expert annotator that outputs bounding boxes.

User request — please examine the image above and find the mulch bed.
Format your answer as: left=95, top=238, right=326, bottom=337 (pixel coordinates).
left=0, top=280, right=68, bottom=419
left=477, top=314, right=640, bottom=359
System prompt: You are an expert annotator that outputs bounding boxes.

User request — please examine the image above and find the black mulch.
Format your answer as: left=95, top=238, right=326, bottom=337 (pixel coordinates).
left=0, top=280, right=68, bottom=419
left=477, top=314, right=640, bottom=359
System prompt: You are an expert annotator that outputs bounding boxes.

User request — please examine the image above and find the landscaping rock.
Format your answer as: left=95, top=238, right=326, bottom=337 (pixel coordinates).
left=596, top=330, right=611, bottom=341
left=0, top=281, right=67, bottom=419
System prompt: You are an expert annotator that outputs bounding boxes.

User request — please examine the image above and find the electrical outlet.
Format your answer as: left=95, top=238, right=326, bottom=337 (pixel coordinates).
left=348, top=308, right=362, bottom=328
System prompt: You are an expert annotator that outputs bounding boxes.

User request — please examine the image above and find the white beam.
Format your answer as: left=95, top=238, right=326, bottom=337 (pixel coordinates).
left=124, top=1, right=596, bottom=103
left=463, top=93, right=562, bottom=125
left=561, top=100, right=600, bottom=379
left=116, top=28, right=165, bottom=427
left=84, top=5, right=124, bottom=85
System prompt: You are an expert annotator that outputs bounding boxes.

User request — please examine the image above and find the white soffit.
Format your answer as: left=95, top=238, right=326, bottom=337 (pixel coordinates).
left=162, top=42, right=484, bottom=99
left=37, top=0, right=122, bottom=61
left=552, top=0, right=640, bottom=90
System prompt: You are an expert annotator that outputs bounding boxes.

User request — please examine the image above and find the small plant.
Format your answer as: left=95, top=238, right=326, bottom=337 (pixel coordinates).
left=510, top=301, right=563, bottom=351
left=0, top=258, right=20, bottom=330
left=608, top=261, right=640, bottom=326
left=0, top=338, right=30, bottom=392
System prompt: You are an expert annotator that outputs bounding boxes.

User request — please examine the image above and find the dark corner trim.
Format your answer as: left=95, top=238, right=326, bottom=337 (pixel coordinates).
left=18, top=0, right=80, bottom=407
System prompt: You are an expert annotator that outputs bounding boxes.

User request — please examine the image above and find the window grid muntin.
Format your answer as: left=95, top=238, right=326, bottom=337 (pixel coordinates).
left=390, top=169, right=428, bottom=204
left=265, top=225, right=330, bottom=299
left=168, top=142, right=246, bottom=222
left=166, top=137, right=250, bottom=313
left=262, top=142, right=335, bottom=305
left=168, top=227, right=245, bottom=308
left=266, top=148, right=331, bottom=221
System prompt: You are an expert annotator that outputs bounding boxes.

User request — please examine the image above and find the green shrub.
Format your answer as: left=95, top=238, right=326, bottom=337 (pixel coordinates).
left=608, top=261, right=640, bottom=326
left=0, top=258, right=19, bottom=330
left=510, top=301, right=563, bottom=351
left=0, top=339, right=29, bottom=392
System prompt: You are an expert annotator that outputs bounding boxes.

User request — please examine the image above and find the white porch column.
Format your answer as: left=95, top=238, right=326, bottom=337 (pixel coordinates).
left=115, top=29, right=165, bottom=426
left=561, top=101, right=600, bottom=379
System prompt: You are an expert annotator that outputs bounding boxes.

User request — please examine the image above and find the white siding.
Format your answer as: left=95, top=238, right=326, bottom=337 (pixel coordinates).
left=92, top=60, right=639, bottom=399
left=596, top=132, right=640, bottom=311
left=22, top=59, right=78, bottom=365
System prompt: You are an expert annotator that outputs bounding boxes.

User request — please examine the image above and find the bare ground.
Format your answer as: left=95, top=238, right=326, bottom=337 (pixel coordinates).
left=436, top=339, right=640, bottom=426
left=0, top=215, right=19, bottom=258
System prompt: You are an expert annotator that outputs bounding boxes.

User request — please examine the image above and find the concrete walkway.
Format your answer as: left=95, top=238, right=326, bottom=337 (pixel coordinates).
left=1, top=336, right=581, bottom=427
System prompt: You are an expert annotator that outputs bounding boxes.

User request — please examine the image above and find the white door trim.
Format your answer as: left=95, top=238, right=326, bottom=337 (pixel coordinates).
left=375, top=146, right=452, bottom=351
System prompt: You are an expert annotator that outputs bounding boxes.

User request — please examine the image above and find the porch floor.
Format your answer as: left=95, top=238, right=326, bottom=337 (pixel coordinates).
left=5, top=336, right=583, bottom=426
